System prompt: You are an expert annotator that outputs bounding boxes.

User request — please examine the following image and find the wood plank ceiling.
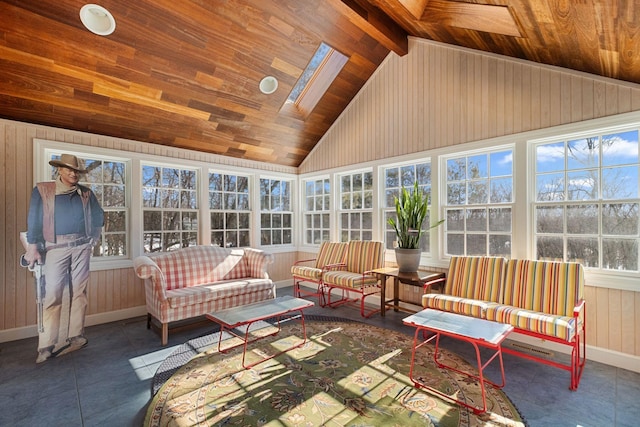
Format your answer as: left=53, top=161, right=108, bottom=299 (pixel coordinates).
left=0, top=0, right=638, bottom=167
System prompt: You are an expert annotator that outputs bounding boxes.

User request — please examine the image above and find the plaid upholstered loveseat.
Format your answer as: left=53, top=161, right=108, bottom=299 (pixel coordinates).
left=134, top=246, right=275, bottom=345
left=422, top=256, right=586, bottom=390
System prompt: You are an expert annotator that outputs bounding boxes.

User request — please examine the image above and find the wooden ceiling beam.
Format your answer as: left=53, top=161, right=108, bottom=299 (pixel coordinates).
left=421, top=0, right=521, bottom=37
left=329, top=0, right=409, bottom=56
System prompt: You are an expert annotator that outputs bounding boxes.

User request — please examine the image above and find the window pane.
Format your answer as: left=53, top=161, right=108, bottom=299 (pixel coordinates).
left=536, top=236, right=564, bottom=261
left=536, top=206, right=564, bottom=233
left=536, top=173, right=565, bottom=201
left=447, top=183, right=466, bottom=205
left=602, top=203, right=639, bottom=235
left=567, top=170, right=598, bottom=200
left=447, top=233, right=464, bottom=255
left=466, top=208, right=486, bottom=231
left=490, top=177, right=512, bottom=203
left=602, top=166, right=638, bottom=199
left=567, top=137, right=599, bottom=169
left=467, top=154, right=488, bottom=178
left=446, top=209, right=464, bottom=231
left=489, top=235, right=511, bottom=256
left=567, top=237, right=599, bottom=267
left=467, top=234, right=486, bottom=255
left=536, top=142, right=565, bottom=173
left=447, top=158, right=466, bottom=180
left=104, top=211, right=126, bottom=232
left=566, top=204, right=598, bottom=234
left=489, top=208, right=511, bottom=232
left=603, top=239, right=638, bottom=270
left=490, top=151, right=513, bottom=176
left=468, top=180, right=488, bottom=204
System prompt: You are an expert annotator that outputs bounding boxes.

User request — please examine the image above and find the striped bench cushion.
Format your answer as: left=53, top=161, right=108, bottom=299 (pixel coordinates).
left=422, top=294, right=489, bottom=318
left=500, top=259, right=584, bottom=316
left=290, top=265, right=323, bottom=281
left=485, top=303, right=578, bottom=341
left=291, top=241, right=347, bottom=281
left=321, top=270, right=380, bottom=288
left=444, top=256, right=505, bottom=302
left=344, top=240, right=384, bottom=274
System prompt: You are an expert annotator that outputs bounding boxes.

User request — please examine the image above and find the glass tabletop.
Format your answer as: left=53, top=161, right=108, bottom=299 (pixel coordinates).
left=403, top=309, right=513, bottom=344
left=207, top=295, right=314, bottom=328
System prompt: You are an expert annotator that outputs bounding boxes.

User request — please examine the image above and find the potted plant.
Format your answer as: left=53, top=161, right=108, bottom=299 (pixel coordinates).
left=388, top=181, right=444, bottom=272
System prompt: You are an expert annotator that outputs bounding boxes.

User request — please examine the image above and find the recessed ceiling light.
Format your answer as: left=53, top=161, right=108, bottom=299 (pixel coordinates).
left=80, top=4, right=116, bottom=36
left=259, top=76, right=278, bottom=95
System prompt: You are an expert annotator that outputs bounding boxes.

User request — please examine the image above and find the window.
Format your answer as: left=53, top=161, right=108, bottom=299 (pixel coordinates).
left=302, top=177, right=331, bottom=245
left=260, top=178, right=293, bottom=245
left=142, top=165, right=198, bottom=252
left=383, top=162, right=433, bottom=251
left=339, top=171, right=373, bottom=242
left=48, top=153, right=128, bottom=258
left=533, top=130, right=640, bottom=271
left=444, top=149, right=513, bottom=256
left=209, top=172, right=251, bottom=248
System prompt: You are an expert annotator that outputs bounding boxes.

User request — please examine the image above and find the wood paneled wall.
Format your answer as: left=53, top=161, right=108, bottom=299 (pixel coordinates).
left=301, top=38, right=640, bottom=172
left=0, top=119, right=296, bottom=338
left=301, top=38, right=640, bottom=359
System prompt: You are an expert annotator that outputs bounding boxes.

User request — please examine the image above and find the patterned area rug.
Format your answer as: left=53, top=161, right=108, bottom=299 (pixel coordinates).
left=146, top=316, right=526, bottom=426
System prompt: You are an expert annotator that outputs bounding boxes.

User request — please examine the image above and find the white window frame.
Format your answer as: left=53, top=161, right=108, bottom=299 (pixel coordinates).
left=300, top=175, right=331, bottom=246
left=381, top=159, right=438, bottom=259
left=529, top=123, right=640, bottom=279
left=208, top=171, right=252, bottom=248
left=337, top=168, right=374, bottom=242
left=35, top=140, right=132, bottom=271
left=258, top=175, right=295, bottom=248
left=440, top=145, right=515, bottom=257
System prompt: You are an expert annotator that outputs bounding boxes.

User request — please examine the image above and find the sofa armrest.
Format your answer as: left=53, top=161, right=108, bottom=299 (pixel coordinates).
left=244, top=248, right=275, bottom=278
left=133, top=255, right=168, bottom=301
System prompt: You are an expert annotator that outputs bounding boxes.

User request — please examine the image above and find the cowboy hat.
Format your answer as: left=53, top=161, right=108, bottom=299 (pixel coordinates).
left=49, top=154, right=87, bottom=173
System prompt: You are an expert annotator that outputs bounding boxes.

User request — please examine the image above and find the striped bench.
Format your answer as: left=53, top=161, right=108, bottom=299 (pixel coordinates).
left=422, top=256, right=586, bottom=390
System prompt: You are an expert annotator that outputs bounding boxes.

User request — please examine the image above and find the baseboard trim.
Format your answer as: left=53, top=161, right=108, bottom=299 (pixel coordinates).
left=0, top=306, right=147, bottom=344
left=3, top=291, right=638, bottom=374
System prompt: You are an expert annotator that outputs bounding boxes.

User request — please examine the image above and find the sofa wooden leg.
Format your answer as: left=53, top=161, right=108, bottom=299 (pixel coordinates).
left=161, top=323, right=168, bottom=346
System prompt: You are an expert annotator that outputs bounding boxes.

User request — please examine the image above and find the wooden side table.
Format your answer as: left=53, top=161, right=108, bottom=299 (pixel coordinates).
left=371, top=267, right=446, bottom=316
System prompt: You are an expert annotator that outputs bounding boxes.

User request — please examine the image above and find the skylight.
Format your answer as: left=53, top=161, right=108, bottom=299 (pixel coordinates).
left=283, top=42, right=348, bottom=118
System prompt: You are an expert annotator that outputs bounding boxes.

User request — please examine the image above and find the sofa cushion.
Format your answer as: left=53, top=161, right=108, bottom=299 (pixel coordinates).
left=152, top=246, right=249, bottom=290
left=321, top=271, right=379, bottom=288
left=485, top=303, right=578, bottom=341
left=422, top=294, right=489, bottom=318
left=166, top=278, right=274, bottom=309
left=290, top=265, right=323, bottom=281
left=444, top=256, right=505, bottom=302
left=500, top=259, right=584, bottom=316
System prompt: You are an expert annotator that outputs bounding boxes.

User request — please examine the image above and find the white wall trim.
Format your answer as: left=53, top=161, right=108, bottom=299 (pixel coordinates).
left=0, top=306, right=147, bottom=344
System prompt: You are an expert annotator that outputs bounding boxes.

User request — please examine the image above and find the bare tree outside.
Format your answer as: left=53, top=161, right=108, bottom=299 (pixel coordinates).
left=534, top=130, right=639, bottom=271
left=142, top=165, right=198, bottom=253
left=445, top=150, right=513, bottom=256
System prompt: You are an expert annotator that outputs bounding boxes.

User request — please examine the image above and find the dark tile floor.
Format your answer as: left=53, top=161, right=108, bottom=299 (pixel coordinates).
left=0, top=286, right=638, bottom=426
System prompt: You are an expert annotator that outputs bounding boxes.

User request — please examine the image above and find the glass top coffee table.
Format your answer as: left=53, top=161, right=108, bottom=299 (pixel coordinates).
left=206, top=295, right=314, bottom=369
left=403, top=309, right=513, bottom=414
